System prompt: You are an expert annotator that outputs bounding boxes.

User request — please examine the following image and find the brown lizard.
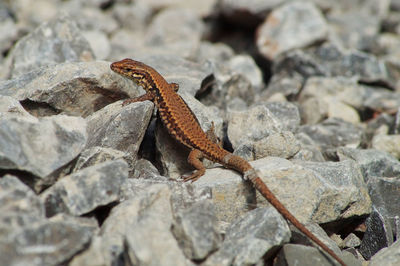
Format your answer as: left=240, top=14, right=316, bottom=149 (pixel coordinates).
left=110, top=58, right=346, bottom=266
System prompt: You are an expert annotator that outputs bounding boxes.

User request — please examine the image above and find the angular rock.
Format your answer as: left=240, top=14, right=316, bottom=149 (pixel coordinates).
left=85, top=100, right=153, bottom=160
left=342, top=233, right=361, bottom=248
left=0, top=114, right=87, bottom=178
left=274, top=43, right=392, bottom=88
left=82, top=30, right=110, bottom=60
left=298, top=160, right=371, bottom=222
left=262, top=102, right=301, bottom=133
left=0, top=175, right=45, bottom=238
left=275, top=243, right=358, bottom=266
left=257, top=2, right=328, bottom=60
left=172, top=200, right=221, bottom=260
left=367, top=177, right=400, bottom=236
left=372, top=134, right=400, bottom=159
left=359, top=209, right=393, bottom=260
left=73, top=146, right=130, bottom=173
left=0, top=61, right=139, bottom=117
left=41, top=159, right=128, bottom=217
left=327, top=0, right=390, bottom=50
left=337, top=147, right=400, bottom=182
left=0, top=220, right=93, bottom=266
left=369, top=238, right=400, bottom=266
left=8, top=14, right=94, bottom=78
left=227, top=55, right=264, bottom=90
left=204, top=207, right=291, bottom=266
left=218, top=0, right=283, bottom=27
left=298, top=118, right=363, bottom=150
left=252, top=131, right=301, bottom=160
left=0, top=95, right=32, bottom=117
left=227, top=104, right=282, bottom=149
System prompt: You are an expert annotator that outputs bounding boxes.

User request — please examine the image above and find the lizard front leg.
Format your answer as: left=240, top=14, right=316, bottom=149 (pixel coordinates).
left=122, top=92, right=155, bottom=106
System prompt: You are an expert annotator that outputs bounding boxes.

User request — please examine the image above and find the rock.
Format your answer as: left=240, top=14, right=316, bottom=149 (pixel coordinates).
left=226, top=55, right=264, bottom=90
left=204, top=207, right=291, bottom=266
left=367, top=177, right=400, bottom=236
left=0, top=95, right=32, bottom=117
left=327, top=0, right=390, bottom=50
left=0, top=114, right=87, bottom=179
left=256, top=2, right=328, bottom=60
left=136, top=0, right=217, bottom=17
left=342, top=233, right=362, bottom=248
left=85, top=101, right=153, bottom=161
left=359, top=209, right=393, bottom=260
left=261, top=101, right=301, bottom=133
left=142, top=8, right=204, bottom=58
left=0, top=8, right=18, bottom=56
left=252, top=131, right=301, bottom=160
left=227, top=104, right=282, bottom=149
left=298, top=118, right=363, bottom=150
left=372, top=134, right=400, bottom=159
left=298, top=160, right=371, bottom=221
left=275, top=243, right=358, bottom=266
left=82, top=30, right=111, bottom=60
left=0, top=220, right=93, bottom=266
left=369, top=238, right=400, bottom=266
left=8, top=14, right=94, bottom=78
left=72, top=146, right=130, bottom=172
left=0, top=175, right=45, bottom=238
left=112, top=2, right=152, bottom=31
left=274, top=43, right=393, bottom=88
left=337, top=147, right=400, bottom=182
left=217, top=0, right=282, bottom=27
left=172, top=200, right=221, bottom=260
left=40, top=159, right=128, bottom=217
left=0, top=61, right=140, bottom=117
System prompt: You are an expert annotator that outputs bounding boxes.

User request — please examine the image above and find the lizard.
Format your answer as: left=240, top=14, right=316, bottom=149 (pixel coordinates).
left=110, top=58, right=347, bottom=266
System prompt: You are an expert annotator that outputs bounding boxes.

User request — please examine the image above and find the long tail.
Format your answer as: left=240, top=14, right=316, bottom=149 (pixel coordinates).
left=250, top=175, right=346, bottom=266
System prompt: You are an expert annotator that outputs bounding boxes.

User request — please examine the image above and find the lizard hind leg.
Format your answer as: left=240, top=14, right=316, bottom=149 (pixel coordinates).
left=183, top=149, right=206, bottom=182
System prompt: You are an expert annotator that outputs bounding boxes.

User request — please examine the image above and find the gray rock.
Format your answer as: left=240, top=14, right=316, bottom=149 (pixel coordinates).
left=0, top=61, right=139, bottom=117
left=293, top=132, right=326, bottom=162
left=204, top=207, right=291, bottom=266
left=172, top=200, right=221, bottom=260
left=0, top=95, right=32, bottom=117
left=73, top=146, right=130, bottom=172
left=218, top=0, right=283, bottom=27
left=40, top=159, right=128, bottom=217
left=111, top=2, right=151, bottom=31
left=263, top=71, right=303, bottom=99
left=8, top=14, right=94, bottom=78
left=298, top=118, right=363, bottom=150
left=275, top=243, right=358, bottom=266
left=0, top=10, right=18, bottom=56
left=359, top=209, right=393, bottom=260
left=227, top=104, right=282, bottom=149
left=257, top=2, right=328, bottom=60
left=252, top=131, right=301, bottom=160
left=135, top=0, right=217, bottom=17
left=327, top=0, right=390, bottom=50
left=192, top=166, right=255, bottom=223
left=227, top=55, right=264, bottom=90
left=261, top=101, right=301, bottom=133
left=274, top=43, right=392, bottom=87
left=0, top=220, right=93, bottom=266
left=298, top=160, right=371, bottom=222
left=372, top=134, right=400, bottom=159
left=0, top=175, right=45, bottom=238
left=367, top=177, right=400, bottom=235
left=72, top=6, right=119, bottom=34
left=69, top=236, right=110, bottom=266
left=0, top=114, right=87, bottom=178
left=369, top=238, right=400, bottom=266
left=131, top=159, right=162, bottom=180
left=85, top=100, right=153, bottom=160
left=140, top=8, right=204, bottom=59
left=122, top=185, right=189, bottom=266
left=342, top=233, right=361, bottom=248
left=337, top=147, right=400, bottom=182
left=82, top=30, right=111, bottom=60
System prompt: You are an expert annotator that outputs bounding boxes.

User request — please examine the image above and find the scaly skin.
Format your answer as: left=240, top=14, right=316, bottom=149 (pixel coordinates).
left=110, top=58, right=346, bottom=266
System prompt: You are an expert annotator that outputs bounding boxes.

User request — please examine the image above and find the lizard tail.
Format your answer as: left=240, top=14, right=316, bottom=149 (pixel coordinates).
left=250, top=175, right=346, bottom=266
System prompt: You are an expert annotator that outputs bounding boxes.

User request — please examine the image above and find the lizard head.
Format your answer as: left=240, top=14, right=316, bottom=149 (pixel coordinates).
left=110, top=58, right=156, bottom=91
